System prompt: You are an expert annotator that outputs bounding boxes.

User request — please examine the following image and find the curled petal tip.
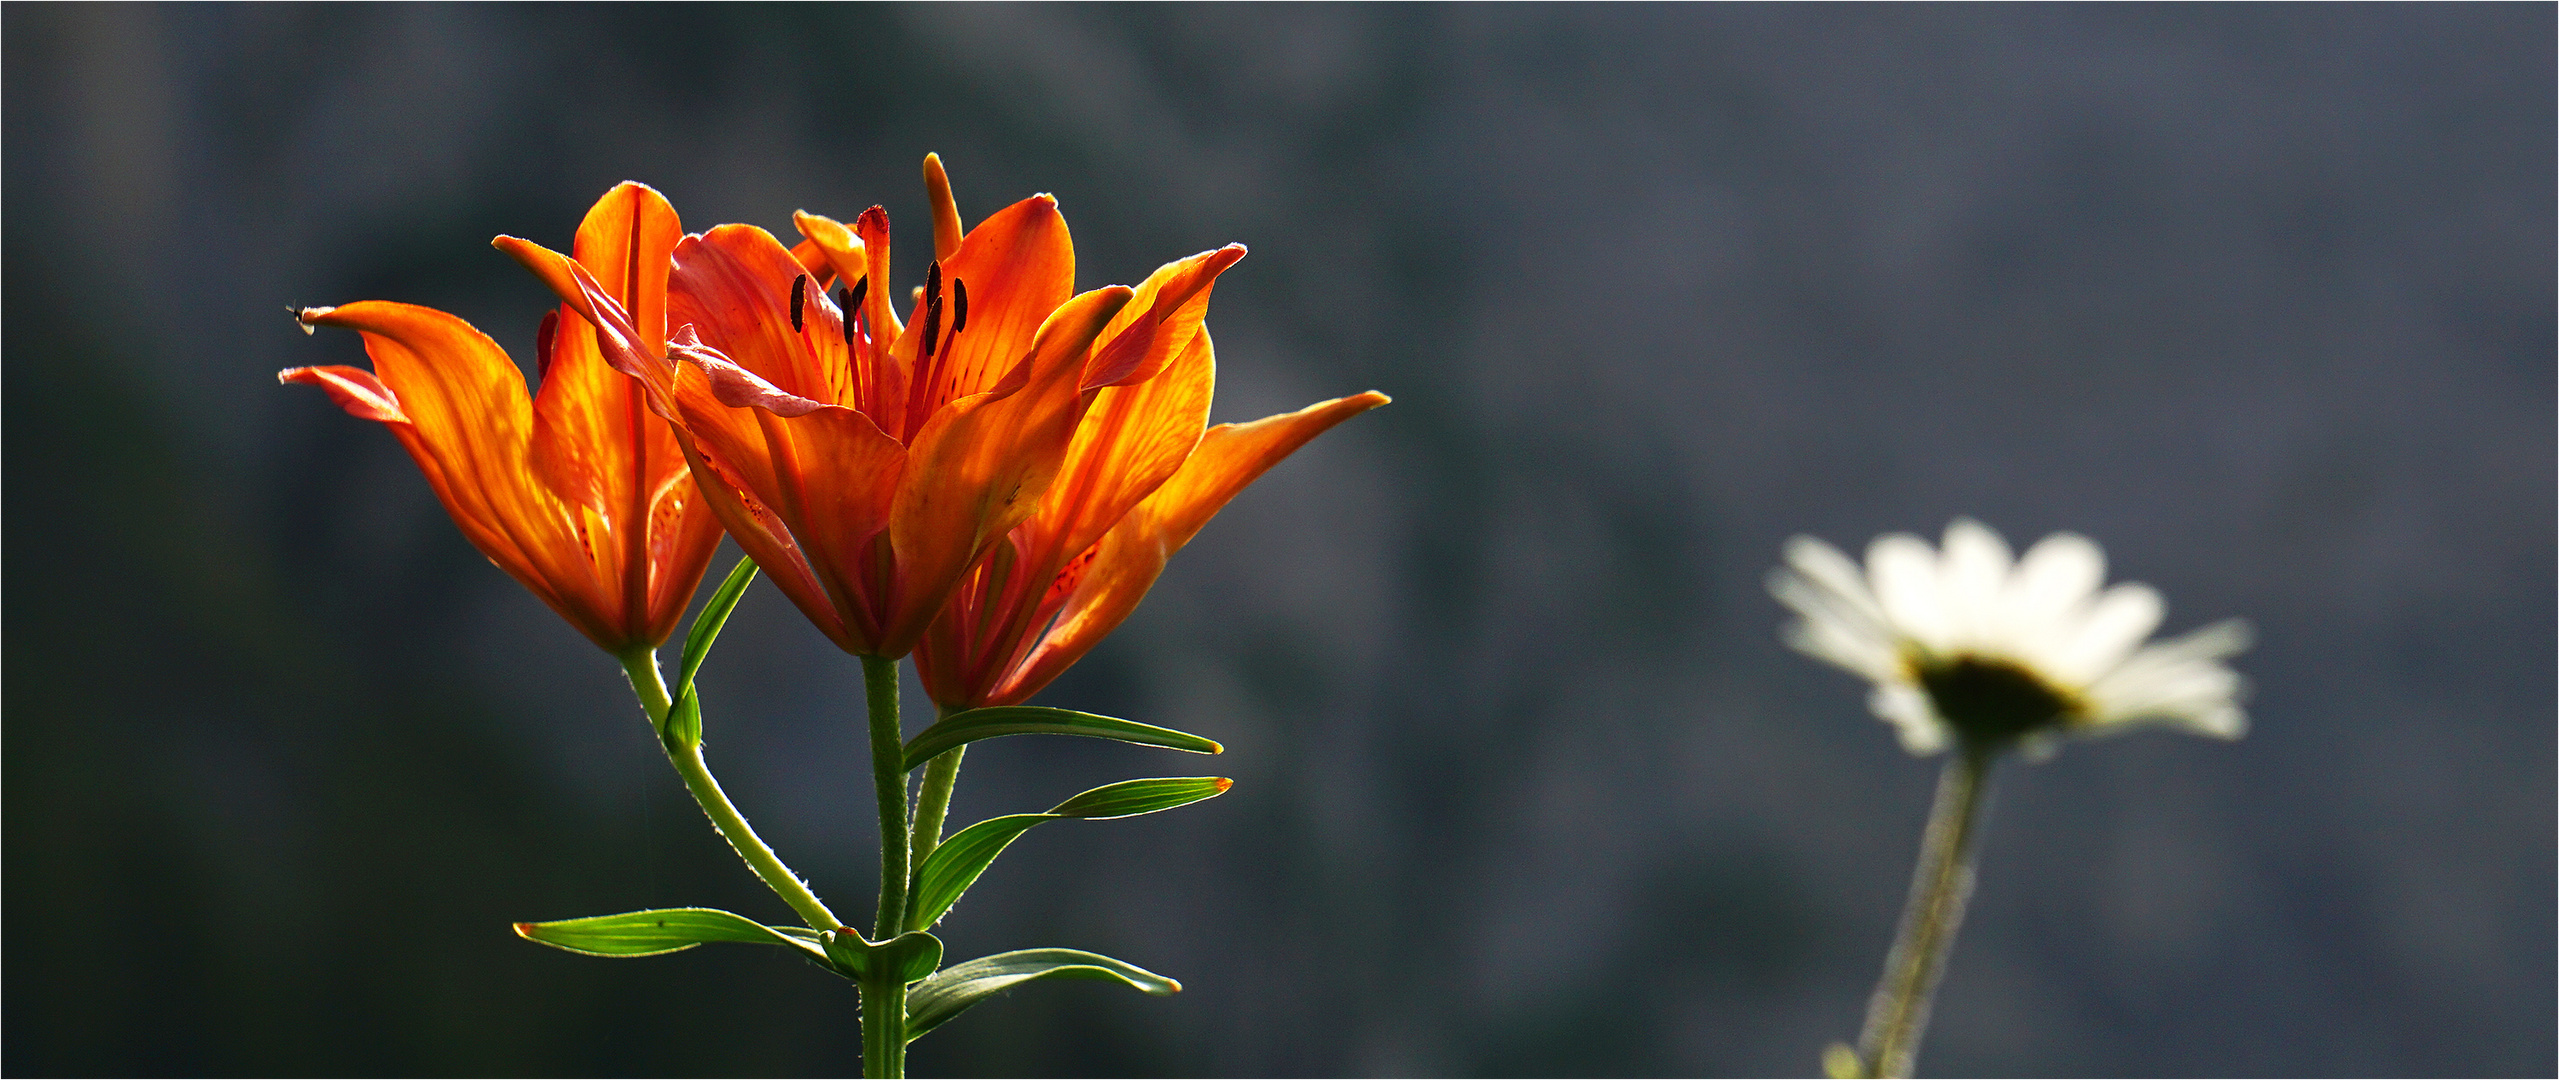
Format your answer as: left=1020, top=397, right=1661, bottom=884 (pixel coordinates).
left=294, top=305, right=334, bottom=333
left=1164, top=978, right=1184, bottom=994
left=1211, top=777, right=1234, bottom=793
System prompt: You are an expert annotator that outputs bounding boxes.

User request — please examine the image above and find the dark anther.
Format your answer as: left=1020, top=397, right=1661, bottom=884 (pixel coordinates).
left=788, top=274, right=808, bottom=334
left=951, top=278, right=968, bottom=335
left=847, top=275, right=869, bottom=314
left=921, top=261, right=946, bottom=358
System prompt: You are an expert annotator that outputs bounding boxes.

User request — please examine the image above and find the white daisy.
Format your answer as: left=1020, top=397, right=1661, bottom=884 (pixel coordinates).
left=1770, top=518, right=2250, bottom=755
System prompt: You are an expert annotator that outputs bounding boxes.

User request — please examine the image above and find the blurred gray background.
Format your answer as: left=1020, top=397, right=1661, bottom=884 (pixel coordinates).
left=7, top=5, right=2551, bottom=1076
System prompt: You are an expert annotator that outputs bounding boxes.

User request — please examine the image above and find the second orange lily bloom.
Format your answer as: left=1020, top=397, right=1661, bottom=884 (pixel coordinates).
left=282, top=183, right=723, bottom=656
left=913, top=266, right=1389, bottom=710
left=506, top=157, right=1261, bottom=660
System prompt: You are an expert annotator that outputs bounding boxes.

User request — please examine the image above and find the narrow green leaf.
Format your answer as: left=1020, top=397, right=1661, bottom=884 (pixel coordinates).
left=901, top=706, right=1222, bottom=772
left=676, top=557, right=759, bottom=702
left=905, top=777, right=1233, bottom=932
left=512, top=907, right=828, bottom=965
left=906, top=948, right=1180, bottom=1041
left=1045, top=776, right=1231, bottom=819
left=906, top=814, right=1051, bottom=933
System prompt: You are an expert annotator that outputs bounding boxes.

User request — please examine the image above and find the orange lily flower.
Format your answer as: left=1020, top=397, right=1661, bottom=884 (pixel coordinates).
left=502, top=156, right=1223, bottom=659
left=280, top=183, right=723, bottom=655
left=913, top=250, right=1390, bottom=709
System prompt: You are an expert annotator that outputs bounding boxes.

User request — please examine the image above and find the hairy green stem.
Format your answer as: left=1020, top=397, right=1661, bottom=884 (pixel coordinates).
left=1854, top=745, right=1996, bottom=1079
left=861, top=951, right=910, bottom=1076
left=617, top=649, right=841, bottom=931
left=906, top=714, right=967, bottom=918
left=859, top=653, right=911, bottom=1078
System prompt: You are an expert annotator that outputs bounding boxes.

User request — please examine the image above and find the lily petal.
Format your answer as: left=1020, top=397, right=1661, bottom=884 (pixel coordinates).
left=1081, top=245, right=1245, bottom=392
left=996, top=390, right=1389, bottom=703
left=494, top=234, right=680, bottom=420
left=884, top=285, right=1132, bottom=655
left=924, top=152, right=965, bottom=262
left=293, top=300, right=615, bottom=647
left=523, top=182, right=719, bottom=645
left=913, top=194, right=1075, bottom=412
left=528, top=182, right=684, bottom=513
left=670, top=224, right=853, bottom=408
left=791, top=211, right=866, bottom=290
left=1020, top=323, right=1217, bottom=581
left=278, top=360, right=408, bottom=423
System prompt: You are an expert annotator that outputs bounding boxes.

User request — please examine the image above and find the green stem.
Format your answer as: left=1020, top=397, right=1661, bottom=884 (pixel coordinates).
left=862, top=952, right=910, bottom=1076
left=618, top=649, right=841, bottom=931
left=859, top=653, right=911, bottom=1078
left=906, top=706, right=966, bottom=922
left=1854, top=745, right=1996, bottom=1079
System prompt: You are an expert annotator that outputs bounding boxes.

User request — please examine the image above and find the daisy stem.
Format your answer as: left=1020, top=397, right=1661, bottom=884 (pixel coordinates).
left=617, top=648, right=842, bottom=932
left=1855, top=744, right=1997, bottom=1079
left=859, top=653, right=911, bottom=1078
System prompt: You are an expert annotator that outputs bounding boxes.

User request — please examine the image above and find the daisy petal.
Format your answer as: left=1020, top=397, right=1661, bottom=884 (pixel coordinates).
left=1869, top=684, right=1951, bottom=755
left=2008, top=531, right=2104, bottom=625
left=1867, top=533, right=1949, bottom=652
left=1783, top=535, right=1888, bottom=626
left=2045, top=582, right=2161, bottom=682
left=1940, top=518, right=2012, bottom=645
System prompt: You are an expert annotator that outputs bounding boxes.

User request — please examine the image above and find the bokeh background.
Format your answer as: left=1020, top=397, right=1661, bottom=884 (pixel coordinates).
left=7, top=5, right=2551, bottom=1076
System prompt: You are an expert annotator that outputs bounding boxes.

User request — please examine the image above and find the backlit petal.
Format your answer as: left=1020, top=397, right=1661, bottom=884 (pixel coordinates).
left=924, top=152, right=964, bottom=262
left=914, top=194, right=1075, bottom=408
left=1081, top=245, right=1244, bottom=391
left=295, top=300, right=615, bottom=647
left=1866, top=533, right=1950, bottom=652
left=278, top=361, right=407, bottom=423
left=996, top=390, right=1388, bottom=701
left=670, top=224, right=853, bottom=407
left=529, top=184, right=685, bottom=518
left=884, top=285, right=1132, bottom=656
left=792, top=211, right=867, bottom=289
left=1018, top=323, right=1217, bottom=581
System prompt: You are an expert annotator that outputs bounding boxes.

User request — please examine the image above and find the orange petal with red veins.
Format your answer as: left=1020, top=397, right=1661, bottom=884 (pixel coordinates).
left=1018, top=322, right=1217, bottom=578
left=788, top=237, right=838, bottom=286
left=883, top=285, right=1132, bottom=656
left=996, top=390, right=1389, bottom=703
left=495, top=235, right=678, bottom=419
left=667, top=356, right=907, bottom=653
left=670, top=431, right=853, bottom=651
left=530, top=183, right=686, bottom=514
left=670, top=224, right=852, bottom=408
left=916, top=193, right=1076, bottom=408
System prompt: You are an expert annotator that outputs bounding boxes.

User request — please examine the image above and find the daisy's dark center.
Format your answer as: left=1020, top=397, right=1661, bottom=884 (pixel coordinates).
left=1914, top=654, right=2079, bottom=747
